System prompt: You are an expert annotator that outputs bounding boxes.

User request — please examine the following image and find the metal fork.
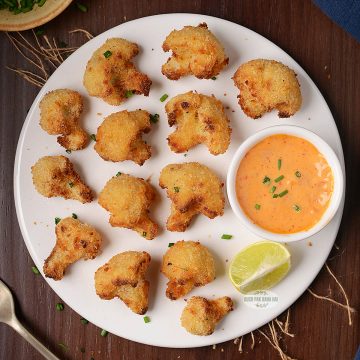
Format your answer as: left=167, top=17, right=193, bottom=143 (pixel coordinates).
left=0, top=279, right=59, bottom=360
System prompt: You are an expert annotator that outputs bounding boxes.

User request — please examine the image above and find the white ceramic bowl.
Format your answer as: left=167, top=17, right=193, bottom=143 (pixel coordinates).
left=227, top=125, right=344, bottom=242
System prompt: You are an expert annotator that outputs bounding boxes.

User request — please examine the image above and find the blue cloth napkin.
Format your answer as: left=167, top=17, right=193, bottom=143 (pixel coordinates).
left=314, top=0, right=360, bottom=42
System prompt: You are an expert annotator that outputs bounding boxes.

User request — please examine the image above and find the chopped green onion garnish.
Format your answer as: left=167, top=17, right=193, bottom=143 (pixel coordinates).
left=168, top=243, right=174, bottom=247
left=103, top=50, right=112, bottom=58
left=150, top=114, right=159, bottom=123
left=174, top=186, right=180, bottom=193
left=293, top=204, right=301, bottom=212
left=273, top=194, right=279, bottom=198
left=295, top=171, right=301, bottom=178
left=100, top=329, right=108, bottom=337
left=274, top=175, right=284, bottom=183
left=55, top=217, right=61, bottom=225
left=211, top=76, right=217, bottom=80
left=221, top=234, right=232, bottom=240
left=142, top=231, right=147, bottom=237
left=31, top=266, right=40, bottom=275
left=68, top=182, right=74, bottom=188
left=143, top=316, right=151, bottom=323
left=270, top=186, right=276, bottom=194
left=66, top=149, right=71, bottom=154
left=72, top=213, right=77, bottom=219
left=160, top=94, right=168, bottom=102
left=90, top=134, right=96, bottom=141
left=184, top=154, right=187, bottom=157
left=278, top=190, right=289, bottom=197
left=76, top=2, right=87, bottom=12
left=80, top=318, right=89, bottom=325
left=255, top=204, right=261, bottom=210
left=278, top=158, right=282, bottom=170
left=263, top=176, right=270, bottom=185
left=35, top=28, right=44, bottom=36
left=116, top=171, right=121, bottom=177
left=56, top=303, right=64, bottom=311
left=124, top=90, right=134, bottom=98
left=58, top=343, right=68, bottom=351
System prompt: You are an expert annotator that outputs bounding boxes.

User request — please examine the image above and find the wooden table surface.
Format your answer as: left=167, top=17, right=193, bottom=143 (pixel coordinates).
left=0, top=0, right=359, bottom=359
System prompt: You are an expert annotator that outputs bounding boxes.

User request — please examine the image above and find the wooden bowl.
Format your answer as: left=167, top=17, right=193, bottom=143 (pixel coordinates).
left=0, top=0, right=72, bottom=31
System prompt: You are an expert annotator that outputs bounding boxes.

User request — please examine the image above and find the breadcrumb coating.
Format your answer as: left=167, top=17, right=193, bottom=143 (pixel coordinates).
left=161, top=241, right=216, bottom=300
left=39, top=89, right=88, bottom=150
left=166, top=91, right=231, bottom=155
left=98, top=174, right=158, bottom=240
left=83, top=38, right=152, bottom=105
left=233, top=59, right=302, bottom=118
left=43, top=217, right=102, bottom=280
left=31, top=155, right=93, bottom=203
left=162, top=23, right=228, bottom=80
left=95, top=251, right=151, bottom=314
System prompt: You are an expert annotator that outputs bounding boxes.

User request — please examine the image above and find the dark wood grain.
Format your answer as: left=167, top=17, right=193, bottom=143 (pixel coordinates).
left=0, top=1, right=359, bottom=359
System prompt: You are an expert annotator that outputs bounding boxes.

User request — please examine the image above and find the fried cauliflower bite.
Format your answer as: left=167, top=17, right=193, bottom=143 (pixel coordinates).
left=98, top=174, right=158, bottom=240
left=31, top=156, right=93, bottom=203
left=233, top=59, right=302, bottom=119
left=181, top=296, right=233, bottom=335
left=43, top=217, right=102, bottom=280
left=39, top=89, right=88, bottom=151
left=166, top=91, right=231, bottom=155
left=162, top=23, right=228, bottom=80
left=95, top=251, right=151, bottom=314
left=161, top=241, right=215, bottom=300
left=94, top=110, right=151, bottom=165
left=83, top=38, right=152, bottom=105
left=159, top=162, right=225, bottom=232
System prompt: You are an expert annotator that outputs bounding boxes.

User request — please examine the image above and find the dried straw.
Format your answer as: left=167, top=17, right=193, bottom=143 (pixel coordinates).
left=307, top=263, right=355, bottom=326
left=5, top=29, right=94, bottom=88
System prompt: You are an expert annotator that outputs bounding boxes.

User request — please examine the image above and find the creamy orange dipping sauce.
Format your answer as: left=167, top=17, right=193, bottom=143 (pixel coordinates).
left=236, top=134, right=334, bottom=234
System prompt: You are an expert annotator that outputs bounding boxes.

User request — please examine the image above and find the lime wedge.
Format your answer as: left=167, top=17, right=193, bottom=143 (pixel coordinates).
left=228, top=241, right=291, bottom=294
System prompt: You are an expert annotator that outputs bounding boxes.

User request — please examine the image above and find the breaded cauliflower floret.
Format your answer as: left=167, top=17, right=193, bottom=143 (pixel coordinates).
left=43, top=217, right=102, bottom=280
left=166, top=91, right=231, bottom=155
left=31, top=156, right=93, bottom=203
left=181, top=296, right=233, bottom=335
left=233, top=59, right=302, bottom=119
left=98, top=174, right=158, bottom=240
left=162, top=23, right=228, bottom=80
left=83, top=38, right=152, bottom=105
left=161, top=241, right=215, bottom=300
left=95, top=251, right=151, bottom=314
left=39, top=89, right=88, bottom=150
left=94, top=110, right=151, bottom=165
left=159, top=162, right=224, bottom=232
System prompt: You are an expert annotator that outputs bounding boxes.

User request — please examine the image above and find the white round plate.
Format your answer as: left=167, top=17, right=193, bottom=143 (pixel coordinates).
left=14, top=14, right=345, bottom=348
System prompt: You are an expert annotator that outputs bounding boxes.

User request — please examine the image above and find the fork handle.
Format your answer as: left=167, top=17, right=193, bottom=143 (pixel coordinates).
left=9, top=316, right=60, bottom=360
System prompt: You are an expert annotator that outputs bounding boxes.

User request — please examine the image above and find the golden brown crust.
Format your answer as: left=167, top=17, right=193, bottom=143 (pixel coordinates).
left=31, top=156, right=93, bottom=203
left=39, top=89, right=88, bottom=151
left=98, top=174, right=158, bottom=240
left=94, top=110, right=152, bottom=165
left=161, top=241, right=215, bottom=300
left=162, top=23, right=228, bottom=80
left=181, top=296, right=233, bottom=335
left=83, top=38, right=152, bottom=105
left=159, top=162, right=224, bottom=232
left=43, top=217, right=102, bottom=280
left=94, top=251, right=151, bottom=314
left=233, top=59, right=302, bottom=119
left=165, top=91, right=231, bottom=155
